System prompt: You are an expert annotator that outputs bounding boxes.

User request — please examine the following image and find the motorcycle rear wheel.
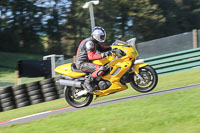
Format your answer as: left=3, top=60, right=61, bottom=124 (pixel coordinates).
left=64, top=86, right=93, bottom=108
left=130, top=65, right=158, bottom=93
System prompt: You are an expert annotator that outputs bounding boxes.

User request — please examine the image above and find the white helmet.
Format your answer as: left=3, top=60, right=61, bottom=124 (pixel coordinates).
left=91, top=26, right=106, bottom=43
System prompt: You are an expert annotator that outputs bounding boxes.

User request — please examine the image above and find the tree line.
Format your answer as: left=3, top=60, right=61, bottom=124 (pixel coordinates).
left=0, top=0, right=200, bottom=56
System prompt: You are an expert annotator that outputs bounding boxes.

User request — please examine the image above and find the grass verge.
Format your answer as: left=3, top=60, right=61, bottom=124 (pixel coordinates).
left=0, top=72, right=43, bottom=89
left=0, top=68, right=14, bottom=77
left=1, top=86, right=200, bottom=132
left=0, top=68, right=199, bottom=123
left=0, top=52, right=42, bottom=69
left=0, top=52, right=43, bottom=88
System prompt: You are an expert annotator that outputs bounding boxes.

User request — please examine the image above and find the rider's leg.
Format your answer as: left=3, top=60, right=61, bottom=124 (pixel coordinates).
left=79, top=63, right=104, bottom=93
left=91, top=66, right=105, bottom=78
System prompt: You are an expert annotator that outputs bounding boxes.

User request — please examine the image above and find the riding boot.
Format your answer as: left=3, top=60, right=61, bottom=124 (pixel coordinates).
left=82, top=75, right=94, bottom=93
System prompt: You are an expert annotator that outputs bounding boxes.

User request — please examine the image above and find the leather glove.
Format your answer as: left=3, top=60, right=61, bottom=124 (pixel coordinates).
left=113, top=49, right=125, bottom=57
left=101, top=51, right=113, bottom=58
left=115, top=49, right=124, bottom=55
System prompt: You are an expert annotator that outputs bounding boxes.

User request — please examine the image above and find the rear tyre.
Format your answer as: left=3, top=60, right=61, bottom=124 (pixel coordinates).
left=64, top=86, right=93, bottom=108
left=130, top=65, right=158, bottom=93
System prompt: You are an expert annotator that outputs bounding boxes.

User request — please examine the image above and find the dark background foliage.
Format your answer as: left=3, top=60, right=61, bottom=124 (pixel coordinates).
left=0, top=0, right=199, bottom=56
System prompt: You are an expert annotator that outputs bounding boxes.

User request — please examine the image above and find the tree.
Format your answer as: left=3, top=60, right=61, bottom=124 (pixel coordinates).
left=95, top=0, right=165, bottom=42
left=151, top=0, right=200, bottom=36
left=1, top=0, right=199, bottom=55
left=0, top=0, right=19, bottom=51
left=127, top=0, right=166, bottom=41
left=64, top=0, right=166, bottom=54
left=0, top=0, right=45, bottom=53
left=46, top=0, right=63, bottom=54
left=176, top=0, right=200, bottom=31
left=95, top=0, right=121, bottom=44
left=64, top=0, right=90, bottom=56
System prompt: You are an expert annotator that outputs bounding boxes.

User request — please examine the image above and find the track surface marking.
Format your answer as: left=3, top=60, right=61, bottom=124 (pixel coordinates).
left=1, top=84, right=200, bottom=127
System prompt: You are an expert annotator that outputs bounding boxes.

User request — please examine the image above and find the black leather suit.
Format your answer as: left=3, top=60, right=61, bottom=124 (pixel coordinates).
left=75, top=37, right=111, bottom=78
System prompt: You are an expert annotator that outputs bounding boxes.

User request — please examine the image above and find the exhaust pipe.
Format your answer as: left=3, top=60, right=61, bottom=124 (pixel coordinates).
left=57, top=79, right=82, bottom=88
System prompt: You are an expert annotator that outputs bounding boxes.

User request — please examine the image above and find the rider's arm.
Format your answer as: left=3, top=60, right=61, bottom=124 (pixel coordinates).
left=86, top=41, right=102, bottom=60
left=98, top=45, right=111, bottom=52
left=101, top=46, right=110, bottom=49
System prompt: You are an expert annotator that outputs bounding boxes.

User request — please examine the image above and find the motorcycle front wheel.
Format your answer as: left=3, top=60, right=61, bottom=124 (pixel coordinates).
left=64, top=86, right=93, bottom=108
left=130, top=65, right=158, bottom=93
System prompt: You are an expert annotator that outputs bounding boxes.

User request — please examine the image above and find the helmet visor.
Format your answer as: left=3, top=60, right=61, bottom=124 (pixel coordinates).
left=100, top=35, right=105, bottom=41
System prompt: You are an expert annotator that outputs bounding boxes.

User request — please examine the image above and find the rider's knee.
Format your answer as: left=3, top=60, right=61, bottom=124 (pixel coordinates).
left=92, top=70, right=104, bottom=78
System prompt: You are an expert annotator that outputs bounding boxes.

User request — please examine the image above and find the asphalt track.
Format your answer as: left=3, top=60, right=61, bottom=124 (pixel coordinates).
left=1, top=83, right=200, bottom=127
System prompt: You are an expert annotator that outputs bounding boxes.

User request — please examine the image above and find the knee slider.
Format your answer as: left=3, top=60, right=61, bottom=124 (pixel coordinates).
left=97, top=70, right=104, bottom=76
left=92, top=70, right=104, bottom=78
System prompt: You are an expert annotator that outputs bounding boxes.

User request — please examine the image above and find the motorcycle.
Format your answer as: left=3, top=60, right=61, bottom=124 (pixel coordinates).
left=55, top=38, right=158, bottom=108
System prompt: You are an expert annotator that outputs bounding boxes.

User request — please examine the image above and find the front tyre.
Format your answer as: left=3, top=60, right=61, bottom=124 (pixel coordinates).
left=130, top=65, right=158, bottom=93
left=64, top=86, right=93, bottom=108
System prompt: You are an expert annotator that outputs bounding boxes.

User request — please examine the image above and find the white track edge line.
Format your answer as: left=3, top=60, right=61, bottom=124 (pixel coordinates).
left=10, top=111, right=51, bottom=122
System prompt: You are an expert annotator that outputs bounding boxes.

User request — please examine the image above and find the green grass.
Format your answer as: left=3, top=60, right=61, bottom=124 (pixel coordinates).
left=0, top=52, right=43, bottom=69
left=0, top=72, right=43, bottom=89
left=0, top=52, right=43, bottom=88
left=0, top=68, right=200, bottom=123
left=0, top=68, right=14, bottom=77
left=1, top=86, right=200, bottom=132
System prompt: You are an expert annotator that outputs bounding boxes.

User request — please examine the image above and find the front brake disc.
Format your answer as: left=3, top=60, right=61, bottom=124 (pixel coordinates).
left=140, top=72, right=151, bottom=86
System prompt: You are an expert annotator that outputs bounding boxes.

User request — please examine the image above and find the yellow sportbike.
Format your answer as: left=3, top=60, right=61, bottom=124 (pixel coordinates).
left=55, top=38, right=158, bottom=108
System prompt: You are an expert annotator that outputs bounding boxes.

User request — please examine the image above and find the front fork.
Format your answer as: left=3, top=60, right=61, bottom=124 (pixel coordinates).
left=129, top=62, right=149, bottom=81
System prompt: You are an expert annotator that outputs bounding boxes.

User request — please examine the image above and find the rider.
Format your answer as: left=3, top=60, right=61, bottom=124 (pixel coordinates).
left=75, top=26, right=112, bottom=93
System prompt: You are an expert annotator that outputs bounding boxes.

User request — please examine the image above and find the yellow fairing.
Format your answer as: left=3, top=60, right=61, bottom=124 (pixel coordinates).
left=93, top=42, right=140, bottom=97
left=55, top=63, right=86, bottom=78
left=93, top=82, right=128, bottom=97
left=133, top=63, right=149, bottom=74
left=93, top=57, right=132, bottom=97
left=92, top=56, right=115, bottom=65
left=112, top=44, right=139, bottom=59
left=93, top=42, right=139, bottom=65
